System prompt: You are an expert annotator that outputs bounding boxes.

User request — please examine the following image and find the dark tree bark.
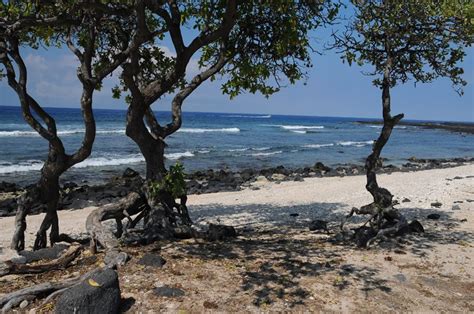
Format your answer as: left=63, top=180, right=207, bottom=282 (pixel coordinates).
left=122, top=42, right=230, bottom=231
left=365, top=57, right=404, bottom=210
left=341, top=57, right=409, bottom=246
left=0, top=245, right=81, bottom=277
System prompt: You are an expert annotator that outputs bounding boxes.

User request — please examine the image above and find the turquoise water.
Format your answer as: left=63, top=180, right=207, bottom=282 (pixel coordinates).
left=0, top=105, right=472, bottom=184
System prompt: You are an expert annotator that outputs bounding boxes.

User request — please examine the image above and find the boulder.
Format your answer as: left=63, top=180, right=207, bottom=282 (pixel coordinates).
left=0, top=181, right=19, bottom=193
left=293, top=174, right=304, bottom=182
left=20, top=243, right=69, bottom=263
left=427, top=213, right=441, bottom=220
left=409, top=220, right=424, bottom=233
left=271, top=173, right=286, bottom=181
left=207, top=224, right=237, bottom=241
left=137, top=253, right=166, bottom=268
left=55, top=268, right=121, bottom=314
left=313, top=162, right=331, bottom=172
left=309, top=220, right=329, bottom=233
left=122, top=168, right=139, bottom=178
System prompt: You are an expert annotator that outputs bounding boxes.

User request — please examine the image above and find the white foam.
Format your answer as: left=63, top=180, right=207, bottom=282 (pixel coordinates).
left=227, top=148, right=249, bottom=152
left=0, top=150, right=195, bottom=174
left=252, top=147, right=271, bottom=151
left=178, top=127, right=240, bottom=133
left=165, top=151, right=195, bottom=159
left=280, top=125, right=324, bottom=130
left=250, top=151, right=283, bottom=157
left=0, top=161, right=44, bottom=174
left=291, top=130, right=307, bottom=134
left=0, top=129, right=125, bottom=137
left=226, top=114, right=271, bottom=118
left=337, top=140, right=373, bottom=147
left=74, top=155, right=144, bottom=168
left=303, top=143, right=334, bottom=148
left=368, top=125, right=406, bottom=129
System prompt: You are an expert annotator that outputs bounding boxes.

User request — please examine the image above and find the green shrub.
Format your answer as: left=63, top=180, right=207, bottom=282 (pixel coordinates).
left=148, top=163, right=186, bottom=199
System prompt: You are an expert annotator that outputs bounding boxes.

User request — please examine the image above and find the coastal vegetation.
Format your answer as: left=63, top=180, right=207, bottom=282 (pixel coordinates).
left=333, top=0, right=473, bottom=246
left=0, top=2, right=150, bottom=251
left=0, top=0, right=472, bottom=312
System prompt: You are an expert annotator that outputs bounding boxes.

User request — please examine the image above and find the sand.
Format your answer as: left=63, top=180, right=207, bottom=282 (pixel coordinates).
left=0, top=164, right=473, bottom=312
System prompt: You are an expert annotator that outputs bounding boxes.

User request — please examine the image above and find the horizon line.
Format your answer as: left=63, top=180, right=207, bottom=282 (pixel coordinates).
left=0, top=104, right=473, bottom=124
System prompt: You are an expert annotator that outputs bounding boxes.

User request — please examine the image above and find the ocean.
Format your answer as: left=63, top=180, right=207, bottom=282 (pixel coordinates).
left=0, top=105, right=472, bottom=185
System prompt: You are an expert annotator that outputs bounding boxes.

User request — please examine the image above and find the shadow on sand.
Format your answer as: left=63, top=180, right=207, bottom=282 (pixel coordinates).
left=169, top=201, right=474, bottom=307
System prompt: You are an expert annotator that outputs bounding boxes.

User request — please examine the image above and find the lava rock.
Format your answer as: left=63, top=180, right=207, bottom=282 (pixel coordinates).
left=19, top=243, right=69, bottom=263
left=427, top=213, right=441, bottom=220
left=55, top=268, right=121, bottom=314
left=271, top=173, right=286, bottom=181
left=313, top=162, right=331, bottom=172
left=0, top=181, right=19, bottom=193
left=63, top=182, right=78, bottom=190
left=402, top=198, right=411, bottom=203
left=308, top=219, right=329, bottom=233
left=293, top=174, right=304, bottom=182
left=137, top=253, right=166, bottom=268
left=122, top=168, right=139, bottom=178
left=431, top=202, right=442, bottom=208
left=409, top=220, right=425, bottom=233
left=452, top=205, right=461, bottom=211
left=207, top=224, right=237, bottom=241
left=154, top=285, right=185, bottom=298
left=289, top=213, right=299, bottom=217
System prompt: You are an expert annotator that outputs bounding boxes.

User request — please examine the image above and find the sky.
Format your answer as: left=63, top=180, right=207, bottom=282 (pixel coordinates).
left=0, top=17, right=473, bottom=122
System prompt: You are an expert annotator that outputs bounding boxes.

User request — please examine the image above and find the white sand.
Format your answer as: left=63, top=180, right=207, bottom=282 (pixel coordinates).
left=1, top=164, right=473, bottom=261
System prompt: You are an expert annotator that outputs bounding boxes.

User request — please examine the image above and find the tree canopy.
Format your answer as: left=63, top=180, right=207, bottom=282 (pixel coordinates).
left=333, top=0, right=473, bottom=93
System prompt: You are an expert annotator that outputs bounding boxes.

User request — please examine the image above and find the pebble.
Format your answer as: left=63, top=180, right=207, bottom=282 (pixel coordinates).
left=452, top=205, right=461, bottom=210
left=431, top=202, right=442, bottom=208
left=19, top=300, right=28, bottom=309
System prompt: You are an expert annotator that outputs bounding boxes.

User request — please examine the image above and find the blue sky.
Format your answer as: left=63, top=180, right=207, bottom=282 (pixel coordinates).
left=1, top=24, right=473, bottom=122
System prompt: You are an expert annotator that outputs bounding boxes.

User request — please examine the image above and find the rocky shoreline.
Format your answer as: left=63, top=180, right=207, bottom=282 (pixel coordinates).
left=356, top=120, right=474, bottom=134
left=1, top=156, right=473, bottom=218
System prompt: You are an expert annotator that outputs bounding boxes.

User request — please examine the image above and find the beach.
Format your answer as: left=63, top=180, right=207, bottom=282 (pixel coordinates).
left=1, top=164, right=473, bottom=312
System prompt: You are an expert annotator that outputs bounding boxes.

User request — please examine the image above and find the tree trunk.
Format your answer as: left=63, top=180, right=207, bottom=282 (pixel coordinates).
left=125, top=106, right=166, bottom=181
left=143, top=140, right=166, bottom=180
left=33, top=159, right=66, bottom=250
left=126, top=105, right=192, bottom=227
left=365, top=60, right=404, bottom=209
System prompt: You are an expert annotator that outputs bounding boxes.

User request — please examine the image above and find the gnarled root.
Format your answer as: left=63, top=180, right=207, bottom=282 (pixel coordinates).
left=86, top=192, right=149, bottom=266
left=341, top=199, right=409, bottom=248
left=0, top=245, right=82, bottom=277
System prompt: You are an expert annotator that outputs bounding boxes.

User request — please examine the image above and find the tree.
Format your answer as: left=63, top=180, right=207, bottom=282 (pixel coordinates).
left=0, top=1, right=147, bottom=250
left=111, top=0, right=338, bottom=226
left=334, top=0, right=473, bottom=245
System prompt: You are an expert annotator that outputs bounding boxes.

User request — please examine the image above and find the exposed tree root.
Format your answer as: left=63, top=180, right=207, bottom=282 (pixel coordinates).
left=0, top=245, right=82, bottom=277
left=86, top=192, right=149, bottom=266
left=340, top=200, right=411, bottom=248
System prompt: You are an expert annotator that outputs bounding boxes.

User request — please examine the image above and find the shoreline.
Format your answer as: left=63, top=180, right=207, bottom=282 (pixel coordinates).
left=1, top=156, right=473, bottom=218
